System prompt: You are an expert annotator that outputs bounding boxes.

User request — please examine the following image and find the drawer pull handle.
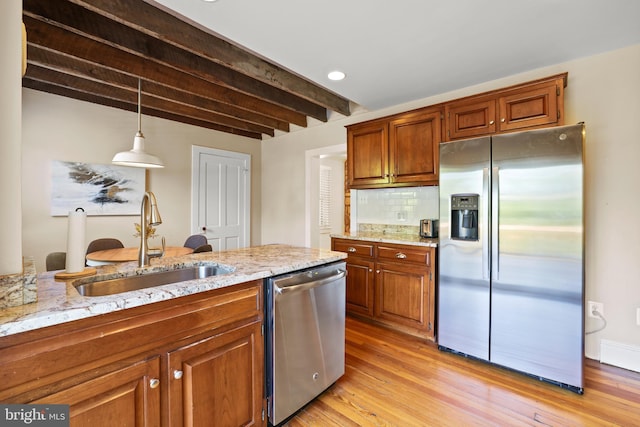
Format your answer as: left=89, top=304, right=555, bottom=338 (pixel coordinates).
left=396, top=252, right=407, bottom=259
left=149, top=378, right=160, bottom=389
left=347, top=247, right=357, bottom=253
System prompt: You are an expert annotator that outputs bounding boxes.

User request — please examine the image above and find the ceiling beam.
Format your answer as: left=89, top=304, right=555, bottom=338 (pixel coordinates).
left=21, top=0, right=354, bottom=139
left=22, top=78, right=263, bottom=140
left=71, top=0, right=351, bottom=117
left=25, top=64, right=276, bottom=136
left=23, top=0, right=330, bottom=122
left=27, top=45, right=291, bottom=133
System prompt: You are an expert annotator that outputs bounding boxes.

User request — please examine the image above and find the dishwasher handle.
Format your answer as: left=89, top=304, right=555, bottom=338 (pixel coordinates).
left=274, top=270, right=346, bottom=295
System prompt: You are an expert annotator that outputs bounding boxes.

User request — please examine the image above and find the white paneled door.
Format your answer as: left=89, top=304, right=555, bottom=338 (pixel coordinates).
left=192, top=146, right=250, bottom=251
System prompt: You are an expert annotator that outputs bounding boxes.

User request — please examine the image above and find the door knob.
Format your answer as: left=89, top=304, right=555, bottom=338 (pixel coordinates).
left=149, top=378, right=160, bottom=389
left=173, top=370, right=183, bottom=380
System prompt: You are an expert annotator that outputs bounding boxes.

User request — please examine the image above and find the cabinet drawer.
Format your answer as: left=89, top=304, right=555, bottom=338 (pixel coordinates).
left=333, top=239, right=374, bottom=258
left=377, top=245, right=431, bottom=266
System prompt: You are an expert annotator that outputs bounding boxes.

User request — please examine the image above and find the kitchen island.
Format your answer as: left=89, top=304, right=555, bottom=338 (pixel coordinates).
left=0, top=244, right=345, bottom=337
left=0, top=244, right=346, bottom=427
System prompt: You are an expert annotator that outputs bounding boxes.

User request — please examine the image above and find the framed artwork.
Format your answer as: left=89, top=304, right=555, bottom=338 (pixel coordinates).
left=51, top=161, right=145, bottom=216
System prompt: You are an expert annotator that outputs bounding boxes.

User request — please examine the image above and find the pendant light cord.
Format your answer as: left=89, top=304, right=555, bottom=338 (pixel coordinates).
left=137, top=78, right=142, bottom=134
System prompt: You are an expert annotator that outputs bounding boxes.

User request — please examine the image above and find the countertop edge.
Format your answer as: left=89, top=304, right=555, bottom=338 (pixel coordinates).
left=331, top=233, right=438, bottom=248
left=0, top=245, right=346, bottom=338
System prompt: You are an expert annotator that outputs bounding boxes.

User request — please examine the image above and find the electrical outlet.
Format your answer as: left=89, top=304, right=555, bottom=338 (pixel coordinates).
left=636, top=308, right=640, bottom=326
left=587, top=301, right=604, bottom=318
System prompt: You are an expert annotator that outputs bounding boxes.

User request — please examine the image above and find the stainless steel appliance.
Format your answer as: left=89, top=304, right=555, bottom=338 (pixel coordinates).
left=265, top=261, right=347, bottom=425
left=438, top=124, right=585, bottom=393
left=420, top=219, right=439, bottom=238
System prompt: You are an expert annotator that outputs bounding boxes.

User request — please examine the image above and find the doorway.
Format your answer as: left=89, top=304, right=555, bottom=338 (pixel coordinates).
left=191, top=146, right=250, bottom=250
left=305, top=145, right=346, bottom=249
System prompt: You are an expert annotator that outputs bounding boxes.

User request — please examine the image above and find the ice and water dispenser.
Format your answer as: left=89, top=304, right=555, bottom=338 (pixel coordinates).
left=451, top=194, right=479, bottom=241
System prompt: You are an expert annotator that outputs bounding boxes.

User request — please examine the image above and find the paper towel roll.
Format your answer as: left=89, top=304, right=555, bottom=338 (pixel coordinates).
left=65, top=208, right=86, bottom=273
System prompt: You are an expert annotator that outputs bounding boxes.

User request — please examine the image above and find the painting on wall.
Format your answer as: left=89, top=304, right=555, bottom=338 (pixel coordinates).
left=51, top=161, right=145, bottom=216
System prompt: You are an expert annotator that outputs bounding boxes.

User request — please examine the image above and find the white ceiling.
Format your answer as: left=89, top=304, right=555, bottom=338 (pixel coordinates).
left=151, top=0, right=640, bottom=113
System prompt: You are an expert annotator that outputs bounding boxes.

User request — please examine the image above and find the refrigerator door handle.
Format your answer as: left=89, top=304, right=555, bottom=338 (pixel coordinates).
left=491, top=166, right=500, bottom=280
left=482, top=167, right=490, bottom=280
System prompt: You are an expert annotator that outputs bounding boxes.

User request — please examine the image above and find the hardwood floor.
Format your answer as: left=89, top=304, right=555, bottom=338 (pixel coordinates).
left=284, top=317, right=640, bottom=426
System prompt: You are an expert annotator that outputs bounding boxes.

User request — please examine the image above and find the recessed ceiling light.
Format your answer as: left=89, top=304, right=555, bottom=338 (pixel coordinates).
left=328, top=70, right=346, bottom=81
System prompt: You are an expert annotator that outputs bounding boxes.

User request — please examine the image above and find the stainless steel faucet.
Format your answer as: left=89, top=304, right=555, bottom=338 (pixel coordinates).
left=138, top=191, right=162, bottom=267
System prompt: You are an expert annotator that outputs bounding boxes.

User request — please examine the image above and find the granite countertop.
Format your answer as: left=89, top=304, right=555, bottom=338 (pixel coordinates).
left=0, top=244, right=346, bottom=337
left=331, top=231, right=438, bottom=248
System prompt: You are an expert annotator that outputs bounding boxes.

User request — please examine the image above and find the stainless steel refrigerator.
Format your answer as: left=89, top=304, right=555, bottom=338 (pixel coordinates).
left=438, top=123, right=585, bottom=393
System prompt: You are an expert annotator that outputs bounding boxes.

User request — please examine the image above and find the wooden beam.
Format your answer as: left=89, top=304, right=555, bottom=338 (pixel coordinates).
left=27, top=45, right=290, bottom=132
left=23, top=0, right=330, bottom=122
left=22, top=79, right=263, bottom=140
left=25, top=65, right=275, bottom=136
left=23, top=16, right=307, bottom=129
left=71, top=0, right=351, bottom=116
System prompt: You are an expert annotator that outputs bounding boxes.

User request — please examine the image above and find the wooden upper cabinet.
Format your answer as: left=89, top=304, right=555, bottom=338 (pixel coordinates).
left=347, top=121, right=389, bottom=188
left=346, top=73, right=568, bottom=188
left=445, top=97, right=497, bottom=140
left=497, top=79, right=562, bottom=132
left=444, top=73, right=567, bottom=141
left=389, top=109, right=440, bottom=185
left=347, top=107, right=442, bottom=189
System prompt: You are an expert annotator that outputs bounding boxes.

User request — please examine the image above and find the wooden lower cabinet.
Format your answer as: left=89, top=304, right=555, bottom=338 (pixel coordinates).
left=332, top=238, right=436, bottom=340
left=166, top=321, right=263, bottom=427
left=0, top=280, right=265, bottom=427
left=35, top=357, right=161, bottom=426
left=375, top=261, right=432, bottom=334
left=343, top=257, right=375, bottom=317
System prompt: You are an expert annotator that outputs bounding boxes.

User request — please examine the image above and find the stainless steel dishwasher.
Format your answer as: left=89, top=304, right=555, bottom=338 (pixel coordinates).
left=265, top=261, right=347, bottom=426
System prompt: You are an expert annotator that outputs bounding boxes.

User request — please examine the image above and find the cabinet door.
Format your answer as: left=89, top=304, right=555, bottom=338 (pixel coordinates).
left=166, top=322, right=263, bottom=427
left=389, top=110, right=441, bottom=185
left=497, top=80, right=561, bottom=132
left=34, top=357, right=161, bottom=427
left=374, top=262, right=433, bottom=338
left=345, top=257, right=375, bottom=317
left=445, top=98, right=497, bottom=140
left=347, top=121, right=389, bottom=188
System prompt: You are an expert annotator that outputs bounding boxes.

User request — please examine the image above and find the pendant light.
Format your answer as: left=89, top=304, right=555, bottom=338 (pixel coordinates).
left=112, top=79, right=164, bottom=168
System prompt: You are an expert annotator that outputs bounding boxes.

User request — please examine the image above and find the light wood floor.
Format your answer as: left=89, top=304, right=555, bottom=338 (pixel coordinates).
left=284, top=317, right=640, bottom=426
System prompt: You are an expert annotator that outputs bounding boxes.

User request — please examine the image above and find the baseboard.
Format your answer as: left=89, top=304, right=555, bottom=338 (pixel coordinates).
left=600, top=339, right=640, bottom=373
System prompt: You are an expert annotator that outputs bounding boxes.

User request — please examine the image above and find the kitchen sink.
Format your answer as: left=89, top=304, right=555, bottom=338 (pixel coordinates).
left=74, top=265, right=232, bottom=297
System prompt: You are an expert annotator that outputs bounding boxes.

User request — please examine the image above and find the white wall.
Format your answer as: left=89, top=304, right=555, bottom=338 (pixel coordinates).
left=261, top=43, right=640, bottom=361
left=21, top=89, right=262, bottom=272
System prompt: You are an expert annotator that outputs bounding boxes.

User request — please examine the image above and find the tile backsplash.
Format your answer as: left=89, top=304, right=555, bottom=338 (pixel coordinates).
left=353, top=186, right=439, bottom=226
